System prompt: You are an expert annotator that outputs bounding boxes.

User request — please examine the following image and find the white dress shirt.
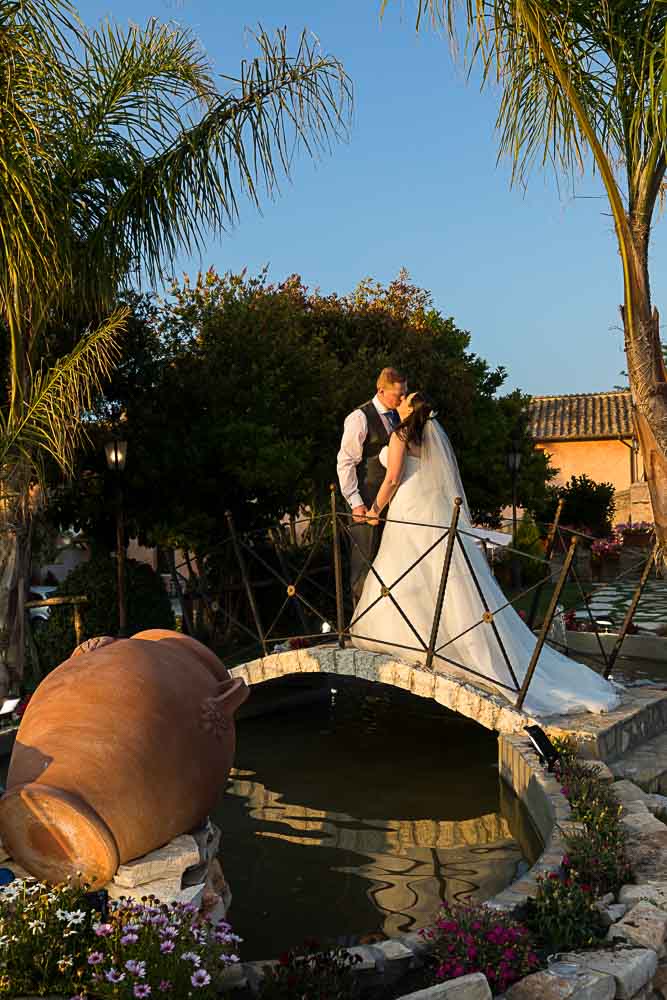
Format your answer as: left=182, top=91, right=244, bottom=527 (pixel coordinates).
left=337, top=395, right=395, bottom=509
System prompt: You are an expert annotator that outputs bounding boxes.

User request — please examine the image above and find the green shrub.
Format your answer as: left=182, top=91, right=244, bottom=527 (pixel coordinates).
left=532, top=474, right=615, bottom=539
left=33, top=556, right=175, bottom=674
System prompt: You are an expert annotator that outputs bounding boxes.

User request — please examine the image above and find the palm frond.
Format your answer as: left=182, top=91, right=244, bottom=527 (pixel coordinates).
left=0, top=308, right=127, bottom=475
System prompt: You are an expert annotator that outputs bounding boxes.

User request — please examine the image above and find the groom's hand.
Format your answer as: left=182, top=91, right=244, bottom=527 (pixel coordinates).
left=352, top=504, right=367, bottom=523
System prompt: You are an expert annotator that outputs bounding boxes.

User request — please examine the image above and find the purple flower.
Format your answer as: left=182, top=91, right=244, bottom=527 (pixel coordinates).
left=87, top=951, right=104, bottom=965
left=105, top=968, right=126, bottom=983
left=159, top=982, right=172, bottom=993
left=160, top=926, right=178, bottom=938
left=180, top=951, right=201, bottom=966
left=160, top=940, right=175, bottom=954
left=125, top=959, right=147, bottom=977
left=191, top=969, right=211, bottom=988
left=121, top=932, right=139, bottom=945
left=94, top=922, right=114, bottom=937
left=134, top=986, right=152, bottom=998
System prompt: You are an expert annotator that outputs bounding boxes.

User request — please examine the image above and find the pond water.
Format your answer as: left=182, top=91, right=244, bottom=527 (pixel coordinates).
left=213, top=678, right=542, bottom=961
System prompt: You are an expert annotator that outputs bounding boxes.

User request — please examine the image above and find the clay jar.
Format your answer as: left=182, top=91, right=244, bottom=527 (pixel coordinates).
left=0, top=630, right=249, bottom=889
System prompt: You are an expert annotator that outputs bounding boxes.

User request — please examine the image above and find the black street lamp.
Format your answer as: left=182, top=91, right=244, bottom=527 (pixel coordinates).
left=507, top=441, right=522, bottom=588
left=105, top=438, right=128, bottom=636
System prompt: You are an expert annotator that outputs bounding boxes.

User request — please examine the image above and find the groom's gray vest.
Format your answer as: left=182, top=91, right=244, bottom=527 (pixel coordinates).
left=356, top=400, right=390, bottom=508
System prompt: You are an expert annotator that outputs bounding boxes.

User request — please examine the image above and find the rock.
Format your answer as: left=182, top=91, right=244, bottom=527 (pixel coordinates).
left=606, top=901, right=667, bottom=955
left=599, top=893, right=615, bottom=906
left=505, top=968, right=615, bottom=1000
left=107, top=875, right=183, bottom=904
left=653, top=962, right=667, bottom=998
left=205, top=857, right=226, bottom=896
left=614, top=780, right=652, bottom=805
left=625, top=830, right=667, bottom=881
left=620, top=883, right=667, bottom=910
left=594, top=901, right=627, bottom=927
left=217, top=962, right=246, bottom=991
left=395, top=972, right=491, bottom=1000
left=580, top=760, right=615, bottom=784
left=647, top=795, right=667, bottom=817
left=189, top=817, right=221, bottom=865
left=113, top=834, right=200, bottom=888
left=174, top=881, right=206, bottom=909
left=559, top=947, right=658, bottom=999
left=621, top=812, right=667, bottom=838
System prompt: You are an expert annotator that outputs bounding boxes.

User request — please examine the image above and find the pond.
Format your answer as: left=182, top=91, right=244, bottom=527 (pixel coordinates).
left=213, top=677, right=542, bottom=961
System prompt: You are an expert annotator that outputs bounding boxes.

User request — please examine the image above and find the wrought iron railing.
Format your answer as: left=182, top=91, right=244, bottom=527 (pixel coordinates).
left=169, top=491, right=658, bottom=712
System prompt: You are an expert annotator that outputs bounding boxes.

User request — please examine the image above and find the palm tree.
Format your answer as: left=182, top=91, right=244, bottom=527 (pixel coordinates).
left=385, top=0, right=667, bottom=560
left=0, top=0, right=351, bottom=688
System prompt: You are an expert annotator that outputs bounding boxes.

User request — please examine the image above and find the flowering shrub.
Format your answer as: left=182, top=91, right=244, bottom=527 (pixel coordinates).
left=85, top=895, right=240, bottom=999
left=525, top=873, right=604, bottom=953
left=258, top=939, right=361, bottom=999
left=616, top=521, right=653, bottom=537
left=0, top=878, right=96, bottom=996
left=590, top=533, right=623, bottom=562
left=521, top=739, right=631, bottom=952
left=0, top=879, right=241, bottom=998
left=421, top=903, right=539, bottom=996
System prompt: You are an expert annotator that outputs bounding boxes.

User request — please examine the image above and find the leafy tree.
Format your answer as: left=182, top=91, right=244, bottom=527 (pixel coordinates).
left=387, top=0, right=667, bottom=562
left=0, top=0, right=351, bottom=686
left=53, top=269, right=552, bottom=557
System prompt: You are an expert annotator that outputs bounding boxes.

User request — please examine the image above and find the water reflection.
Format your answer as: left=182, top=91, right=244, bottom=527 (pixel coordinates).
left=216, top=680, right=541, bottom=959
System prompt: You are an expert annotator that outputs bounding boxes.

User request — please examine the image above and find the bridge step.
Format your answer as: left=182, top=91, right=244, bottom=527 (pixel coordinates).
left=545, top=686, right=667, bottom=763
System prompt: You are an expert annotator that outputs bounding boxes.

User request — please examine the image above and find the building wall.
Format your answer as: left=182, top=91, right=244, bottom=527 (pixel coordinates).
left=536, top=439, right=648, bottom=524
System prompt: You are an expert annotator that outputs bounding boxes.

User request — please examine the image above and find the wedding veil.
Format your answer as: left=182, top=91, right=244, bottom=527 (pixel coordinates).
left=421, top=419, right=472, bottom=524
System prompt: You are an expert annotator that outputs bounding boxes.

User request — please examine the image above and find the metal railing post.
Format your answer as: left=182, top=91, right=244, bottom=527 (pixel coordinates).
left=516, top=536, right=578, bottom=712
left=425, top=498, right=462, bottom=672
left=604, top=540, right=658, bottom=677
left=526, top=498, right=565, bottom=629
left=330, top=485, right=345, bottom=648
left=225, top=510, right=268, bottom=656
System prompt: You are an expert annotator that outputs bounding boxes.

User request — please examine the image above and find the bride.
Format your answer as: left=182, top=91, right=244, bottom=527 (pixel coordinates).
left=350, top=391, right=621, bottom=717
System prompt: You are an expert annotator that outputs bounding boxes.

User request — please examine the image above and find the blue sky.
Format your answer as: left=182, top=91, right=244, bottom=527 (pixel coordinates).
left=76, top=0, right=663, bottom=396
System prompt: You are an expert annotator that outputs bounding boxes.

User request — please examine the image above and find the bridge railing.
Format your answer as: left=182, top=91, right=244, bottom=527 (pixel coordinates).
left=184, top=493, right=657, bottom=712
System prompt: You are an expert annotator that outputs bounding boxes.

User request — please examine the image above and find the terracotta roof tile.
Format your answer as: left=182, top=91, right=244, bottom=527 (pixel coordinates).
left=528, top=391, right=634, bottom=441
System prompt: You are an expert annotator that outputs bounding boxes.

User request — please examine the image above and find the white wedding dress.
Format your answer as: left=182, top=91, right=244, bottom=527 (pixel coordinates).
left=350, top=421, right=621, bottom=718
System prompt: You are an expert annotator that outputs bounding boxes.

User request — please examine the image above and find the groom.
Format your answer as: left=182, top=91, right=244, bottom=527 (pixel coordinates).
left=336, top=367, right=407, bottom=604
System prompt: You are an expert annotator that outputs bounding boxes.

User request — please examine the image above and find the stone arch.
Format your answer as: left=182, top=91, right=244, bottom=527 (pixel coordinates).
left=229, top=644, right=537, bottom=734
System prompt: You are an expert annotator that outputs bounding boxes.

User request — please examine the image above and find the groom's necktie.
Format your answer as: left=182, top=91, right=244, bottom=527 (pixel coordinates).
left=387, top=409, right=400, bottom=430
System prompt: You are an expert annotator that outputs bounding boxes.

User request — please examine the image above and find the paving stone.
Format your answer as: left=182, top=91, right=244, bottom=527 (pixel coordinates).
left=505, top=968, right=615, bottom=1000
left=559, top=947, right=658, bottom=999
left=113, top=834, right=200, bottom=888
left=606, top=901, right=667, bottom=955
left=396, top=972, right=491, bottom=1000
left=620, top=883, right=667, bottom=911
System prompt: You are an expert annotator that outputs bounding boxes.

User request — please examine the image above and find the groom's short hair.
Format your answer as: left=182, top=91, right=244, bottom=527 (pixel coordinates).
left=377, top=367, right=406, bottom=390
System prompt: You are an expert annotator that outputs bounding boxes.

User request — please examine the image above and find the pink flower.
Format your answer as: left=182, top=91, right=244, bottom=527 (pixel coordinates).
left=160, top=940, right=175, bottom=954
left=105, top=969, right=126, bottom=983
left=87, top=951, right=104, bottom=965
left=121, top=932, right=139, bottom=945
left=134, top=986, right=151, bottom=998
left=94, top=922, right=114, bottom=937
left=158, top=982, right=172, bottom=993
left=191, top=969, right=211, bottom=988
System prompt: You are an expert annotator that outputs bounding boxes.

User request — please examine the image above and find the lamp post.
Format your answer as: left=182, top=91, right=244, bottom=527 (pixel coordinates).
left=105, top=438, right=128, bottom=636
left=507, top=440, right=522, bottom=589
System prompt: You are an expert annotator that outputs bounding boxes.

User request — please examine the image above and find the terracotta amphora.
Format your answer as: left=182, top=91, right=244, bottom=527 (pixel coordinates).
left=0, top=630, right=249, bottom=889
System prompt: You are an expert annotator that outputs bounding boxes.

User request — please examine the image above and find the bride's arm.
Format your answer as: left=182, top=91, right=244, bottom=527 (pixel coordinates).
left=367, top=434, right=407, bottom=524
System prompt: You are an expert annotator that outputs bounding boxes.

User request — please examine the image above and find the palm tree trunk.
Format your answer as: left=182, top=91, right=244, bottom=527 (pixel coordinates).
left=0, top=486, right=31, bottom=691
left=622, top=224, right=667, bottom=566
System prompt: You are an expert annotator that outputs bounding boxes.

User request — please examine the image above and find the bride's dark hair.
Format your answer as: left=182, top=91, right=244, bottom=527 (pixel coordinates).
left=395, top=391, right=434, bottom=447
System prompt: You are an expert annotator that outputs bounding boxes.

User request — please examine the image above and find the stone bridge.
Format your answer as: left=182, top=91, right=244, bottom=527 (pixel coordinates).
left=229, top=643, right=541, bottom=734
